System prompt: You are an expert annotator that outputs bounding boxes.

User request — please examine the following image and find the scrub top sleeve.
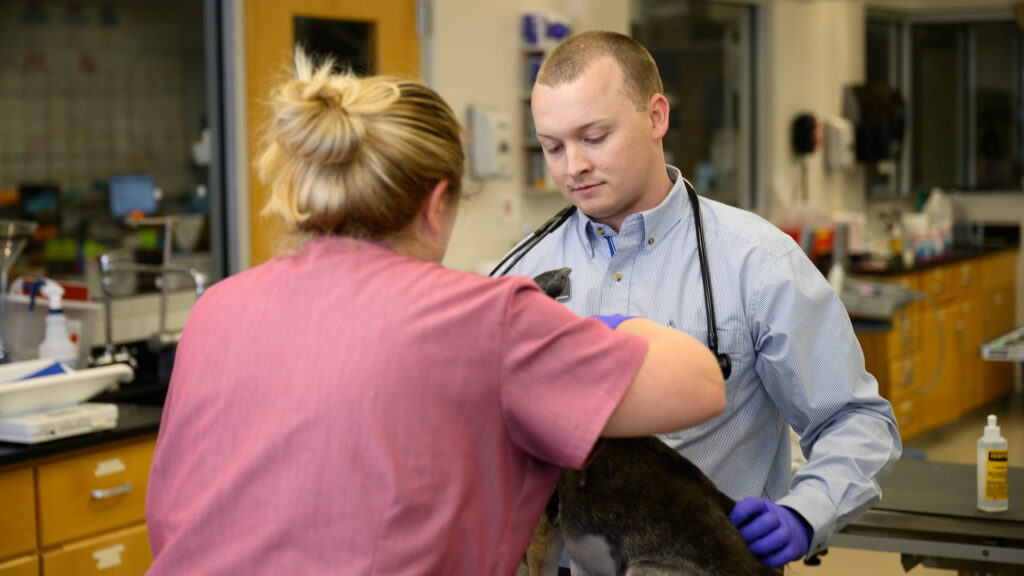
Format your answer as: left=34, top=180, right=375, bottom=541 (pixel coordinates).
left=498, top=282, right=647, bottom=469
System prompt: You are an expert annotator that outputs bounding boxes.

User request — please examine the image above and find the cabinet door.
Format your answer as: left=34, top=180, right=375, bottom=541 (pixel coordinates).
left=36, top=439, right=155, bottom=547
left=40, top=524, right=150, bottom=576
left=918, top=300, right=962, bottom=433
left=982, top=288, right=1016, bottom=404
left=959, top=295, right=986, bottom=412
left=0, top=467, right=36, bottom=561
left=0, top=555, right=37, bottom=576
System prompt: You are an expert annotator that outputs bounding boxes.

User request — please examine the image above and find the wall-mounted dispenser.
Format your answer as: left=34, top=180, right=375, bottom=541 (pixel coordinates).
left=822, top=116, right=855, bottom=170
left=467, top=105, right=512, bottom=180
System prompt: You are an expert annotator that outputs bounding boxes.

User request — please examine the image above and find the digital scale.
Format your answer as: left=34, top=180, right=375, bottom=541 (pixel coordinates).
left=0, top=402, right=118, bottom=444
left=0, top=360, right=133, bottom=444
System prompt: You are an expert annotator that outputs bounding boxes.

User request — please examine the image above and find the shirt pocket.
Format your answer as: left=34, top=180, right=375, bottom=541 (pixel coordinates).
left=660, top=325, right=754, bottom=442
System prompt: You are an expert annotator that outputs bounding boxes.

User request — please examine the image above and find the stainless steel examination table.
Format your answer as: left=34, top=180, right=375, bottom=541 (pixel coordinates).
left=826, top=459, right=1024, bottom=574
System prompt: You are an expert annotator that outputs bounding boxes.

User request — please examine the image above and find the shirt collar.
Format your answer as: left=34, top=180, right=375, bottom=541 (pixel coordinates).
left=570, top=165, right=690, bottom=256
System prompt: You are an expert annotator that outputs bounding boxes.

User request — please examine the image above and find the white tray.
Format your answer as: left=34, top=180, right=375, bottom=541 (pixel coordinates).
left=0, top=362, right=134, bottom=416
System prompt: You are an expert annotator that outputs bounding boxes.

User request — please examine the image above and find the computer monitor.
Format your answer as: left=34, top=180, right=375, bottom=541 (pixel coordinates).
left=108, top=174, right=157, bottom=218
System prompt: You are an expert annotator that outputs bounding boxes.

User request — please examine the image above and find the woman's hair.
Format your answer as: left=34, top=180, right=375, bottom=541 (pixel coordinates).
left=258, top=50, right=465, bottom=241
left=536, top=31, right=663, bottom=111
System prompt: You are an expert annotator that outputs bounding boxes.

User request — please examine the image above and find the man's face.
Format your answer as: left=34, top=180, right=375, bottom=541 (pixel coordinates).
left=531, top=57, right=666, bottom=231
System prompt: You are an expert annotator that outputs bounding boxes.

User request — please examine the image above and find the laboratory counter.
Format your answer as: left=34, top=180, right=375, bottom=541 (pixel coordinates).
left=0, top=403, right=162, bottom=468
left=830, top=458, right=1024, bottom=574
left=849, top=242, right=1018, bottom=276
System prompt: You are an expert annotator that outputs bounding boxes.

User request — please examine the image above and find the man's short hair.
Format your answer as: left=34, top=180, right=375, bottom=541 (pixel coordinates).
left=536, top=30, right=664, bottom=111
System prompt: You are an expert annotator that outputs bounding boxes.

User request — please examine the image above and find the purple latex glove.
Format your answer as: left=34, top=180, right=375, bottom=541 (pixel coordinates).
left=591, top=314, right=637, bottom=331
left=728, top=497, right=811, bottom=568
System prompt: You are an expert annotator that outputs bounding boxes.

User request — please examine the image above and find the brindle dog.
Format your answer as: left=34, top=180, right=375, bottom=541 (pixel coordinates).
left=527, top=268, right=781, bottom=576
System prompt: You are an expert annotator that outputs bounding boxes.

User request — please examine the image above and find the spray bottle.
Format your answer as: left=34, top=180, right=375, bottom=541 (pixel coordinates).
left=33, top=279, right=78, bottom=369
left=977, top=414, right=1009, bottom=512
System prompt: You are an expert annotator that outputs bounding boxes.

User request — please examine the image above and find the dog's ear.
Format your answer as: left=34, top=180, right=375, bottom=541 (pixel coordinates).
left=531, top=267, right=572, bottom=300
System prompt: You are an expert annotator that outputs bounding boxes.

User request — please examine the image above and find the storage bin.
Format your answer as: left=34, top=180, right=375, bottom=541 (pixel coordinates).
left=1, top=294, right=100, bottom=368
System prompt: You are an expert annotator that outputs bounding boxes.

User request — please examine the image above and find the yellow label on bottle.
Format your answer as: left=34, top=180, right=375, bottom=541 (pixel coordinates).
left=985, top=449, right=1008, bottom=501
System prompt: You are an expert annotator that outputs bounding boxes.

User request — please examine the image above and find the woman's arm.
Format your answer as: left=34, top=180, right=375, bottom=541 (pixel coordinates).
left=601, top=318, right=725, bottom=437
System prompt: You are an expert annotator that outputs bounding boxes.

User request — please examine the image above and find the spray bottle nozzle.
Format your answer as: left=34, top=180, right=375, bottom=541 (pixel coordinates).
left=27, top=278, right=65, bottom=312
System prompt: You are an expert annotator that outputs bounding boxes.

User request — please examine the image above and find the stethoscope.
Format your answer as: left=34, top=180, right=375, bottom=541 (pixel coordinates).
left=490, top=179, right=732, bottom=380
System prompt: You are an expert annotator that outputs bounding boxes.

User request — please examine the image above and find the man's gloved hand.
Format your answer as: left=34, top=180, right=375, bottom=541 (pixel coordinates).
left=728, top=497, right=811, bottom=568
left=591, top=315, right=637, bottom=331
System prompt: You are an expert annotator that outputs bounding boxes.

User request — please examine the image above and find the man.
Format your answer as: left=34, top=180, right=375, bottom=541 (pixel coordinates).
left=501, top=30, right=902, bottom=568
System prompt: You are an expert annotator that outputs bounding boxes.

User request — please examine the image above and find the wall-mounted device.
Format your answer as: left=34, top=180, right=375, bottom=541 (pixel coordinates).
left=842, top=85, right=906, bottom=162
left=467, top=105, right=512, bottom=180
left=108, top=174, right=158, bottom=218
left=822, top=116, right=855, bottom=170
left=791, top=113, right=817, bottom=155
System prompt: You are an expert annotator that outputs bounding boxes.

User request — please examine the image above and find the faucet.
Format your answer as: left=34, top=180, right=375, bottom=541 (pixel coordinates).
left=94, top=254, right=205, bottom=367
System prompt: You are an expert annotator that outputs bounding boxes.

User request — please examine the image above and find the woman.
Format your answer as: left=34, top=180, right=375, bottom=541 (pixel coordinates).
left=145, top=51, right=725, bottom=575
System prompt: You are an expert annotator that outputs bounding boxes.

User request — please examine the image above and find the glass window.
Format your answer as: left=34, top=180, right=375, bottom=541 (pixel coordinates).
left=865, top=17, right=905, bottom=198
left=632, top=0, right=758, bottom=208
left=910, top=20, right=1023, bottom=192
left=0, top=0, right=224, bottom=296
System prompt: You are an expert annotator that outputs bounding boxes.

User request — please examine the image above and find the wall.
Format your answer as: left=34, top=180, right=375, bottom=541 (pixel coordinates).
left=433, top=0, right=872, bottom=272
left=432, top=0, right=630, bottom=273
left=762, top=0, right=867, bottom=224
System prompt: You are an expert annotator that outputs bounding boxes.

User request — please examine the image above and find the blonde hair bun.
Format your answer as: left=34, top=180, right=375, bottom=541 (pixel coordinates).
left=257, top=48, right=466, bottom=246
left=270, top=51, right=400, bottom=165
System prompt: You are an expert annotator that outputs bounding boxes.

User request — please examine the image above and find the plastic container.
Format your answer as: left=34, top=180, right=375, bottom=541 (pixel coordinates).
left=977, top=414, right=1009, bottom=512
left=1, top=293, right=99, bottom=369
left=35, top=279, right=79, bottom=369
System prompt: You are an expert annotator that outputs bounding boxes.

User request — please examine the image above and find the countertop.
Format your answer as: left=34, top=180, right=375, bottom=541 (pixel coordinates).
left=0, top=402, right=163, bottom=468
left=849, top=242, right=1018, bottom=277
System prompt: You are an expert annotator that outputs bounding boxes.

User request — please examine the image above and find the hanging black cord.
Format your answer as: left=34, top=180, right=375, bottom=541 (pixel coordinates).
left=489, top=205, right=577, bottom=277
left=685, top=181, right=731, bottom=380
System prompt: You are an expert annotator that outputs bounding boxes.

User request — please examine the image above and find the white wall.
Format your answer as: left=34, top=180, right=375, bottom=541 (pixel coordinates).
left=432, top=0, right=631, bottom=273
left=762, top=0, right=867, bottom=222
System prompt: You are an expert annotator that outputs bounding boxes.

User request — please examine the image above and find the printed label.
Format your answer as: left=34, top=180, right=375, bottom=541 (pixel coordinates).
left=94, top=457, right=126, bottom=477
left=92, top=543, right=124, bottom=569
left=985, top=449, right=1009, bottom=501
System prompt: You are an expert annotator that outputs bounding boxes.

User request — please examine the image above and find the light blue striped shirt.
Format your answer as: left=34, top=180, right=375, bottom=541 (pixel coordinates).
left=504, top=166, right=902, bottom=555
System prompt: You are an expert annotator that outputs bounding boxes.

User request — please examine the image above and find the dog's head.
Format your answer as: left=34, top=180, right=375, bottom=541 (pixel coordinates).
left=531, top=267, right=571, bottom=301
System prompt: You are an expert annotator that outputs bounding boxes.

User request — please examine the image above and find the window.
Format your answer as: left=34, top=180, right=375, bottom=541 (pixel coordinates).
left=910, top=20, right=1023, bottom=192
left=632, top=0, right=758, bottom=209
left=0, top=0, right=227, bottom=295
left=864, top=16, right=905, bottom=198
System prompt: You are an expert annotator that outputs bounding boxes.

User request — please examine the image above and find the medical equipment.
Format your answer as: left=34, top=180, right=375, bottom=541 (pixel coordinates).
left=490, top=179, right=733, bottom=380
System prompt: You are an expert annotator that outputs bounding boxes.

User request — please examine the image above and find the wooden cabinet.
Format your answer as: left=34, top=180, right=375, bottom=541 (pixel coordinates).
left=40, top=525, right=152, bottom=576
left=0, top=436, right=155, bottom=575
left=37, top=439, right=154, bottom=548
left=0, top=555, right=37, bottom=576
left=856, top=249, right=1017, bottom=440
left=0, top=468, right=36, bottom=562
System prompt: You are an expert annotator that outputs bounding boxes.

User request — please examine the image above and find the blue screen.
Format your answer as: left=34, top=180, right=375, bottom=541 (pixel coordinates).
left=108, top=174, right=157, bottom=218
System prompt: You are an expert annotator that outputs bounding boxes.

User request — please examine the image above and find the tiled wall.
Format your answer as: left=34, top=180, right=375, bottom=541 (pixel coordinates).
left=0, top=0, right=204, bottom=198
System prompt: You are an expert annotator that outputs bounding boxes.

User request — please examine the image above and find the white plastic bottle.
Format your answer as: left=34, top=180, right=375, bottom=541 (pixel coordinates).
left=36, top=279, right=78, bottom=369
left=977, top=414, right=1009, bottom=512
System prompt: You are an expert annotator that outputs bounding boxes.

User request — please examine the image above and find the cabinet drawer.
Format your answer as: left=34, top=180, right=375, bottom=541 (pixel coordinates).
left=40, top=524, right=151, bottom=576
left=888, top=391, right=920, bottom=439
left=0, top=467, right=36, bottom=561
left=0, top=555, right=37, bottom=576
left=922, top=261, right=974, bottom=301
left=36, top=439, right=155, bottom=547
left=886, top=354, right=918, bottom=396
left=982, top=250, right=1016, bottom=290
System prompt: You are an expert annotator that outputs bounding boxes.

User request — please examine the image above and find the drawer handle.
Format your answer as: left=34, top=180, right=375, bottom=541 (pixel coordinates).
left=92, top=482, right=133, bottom=500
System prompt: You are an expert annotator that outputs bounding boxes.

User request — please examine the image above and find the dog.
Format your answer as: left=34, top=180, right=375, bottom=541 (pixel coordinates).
left=527, top=268, right=781, bottom=576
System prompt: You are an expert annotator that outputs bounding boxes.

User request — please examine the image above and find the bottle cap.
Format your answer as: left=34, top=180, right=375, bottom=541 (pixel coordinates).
left=985, top=414, right=1001, bottom=439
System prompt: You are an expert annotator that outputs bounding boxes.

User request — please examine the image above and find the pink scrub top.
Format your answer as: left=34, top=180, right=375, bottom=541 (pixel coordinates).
left=146, top=237, right=647, bottom=575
